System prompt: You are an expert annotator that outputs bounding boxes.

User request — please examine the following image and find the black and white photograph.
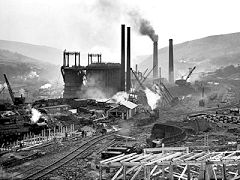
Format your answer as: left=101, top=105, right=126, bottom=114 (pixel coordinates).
left=1, top=0, right=240, bottom=179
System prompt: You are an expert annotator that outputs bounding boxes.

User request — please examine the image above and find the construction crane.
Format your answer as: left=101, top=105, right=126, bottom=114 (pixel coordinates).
left=3, top=74, right=25, bottom=105
left=175, top=66, right=196, bottom=86
left=131, top=69, right=178, bottom=106
left=134, top=65, right=156, bottom=90
left=130, top=68, right=146, bottom=90
left=4, top=74, right=15, bottom=104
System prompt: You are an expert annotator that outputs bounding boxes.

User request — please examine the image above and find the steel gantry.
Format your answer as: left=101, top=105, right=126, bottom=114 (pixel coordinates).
left=99, top=147, right=240, bottom=180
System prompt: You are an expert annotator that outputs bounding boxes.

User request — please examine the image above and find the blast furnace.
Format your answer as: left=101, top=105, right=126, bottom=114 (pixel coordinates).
left=61, top=51, right=121, bottom=98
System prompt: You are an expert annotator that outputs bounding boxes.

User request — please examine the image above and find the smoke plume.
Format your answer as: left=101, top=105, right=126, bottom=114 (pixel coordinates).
left=31, top=108, right=41, bottom=123
left=93, top=0, right=158, bottom=42
left=144, top=88, right=161, bottom=110
left=0, top=83, right=7, bottom=90
left=128, top=10, right=158, bottom=42
left=40, top=83, right=52, bottom=89
left=118, top=121, right=131, bottom=136
left=81, top=87, right=107, bottom=99
left=111, top=91, right=129, bottom=103
left=78, top=74, right=108, bottom=99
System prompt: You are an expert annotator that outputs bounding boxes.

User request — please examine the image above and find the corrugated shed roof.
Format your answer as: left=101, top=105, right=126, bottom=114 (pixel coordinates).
left=120, top=100, right=138, bottom=109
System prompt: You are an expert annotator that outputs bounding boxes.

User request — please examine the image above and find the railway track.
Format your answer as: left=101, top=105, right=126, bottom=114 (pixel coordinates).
left=22, top=133, right=115, bottom=180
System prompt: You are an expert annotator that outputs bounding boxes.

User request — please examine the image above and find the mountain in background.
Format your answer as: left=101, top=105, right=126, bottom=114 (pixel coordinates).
left=137, top=32, right=240, bottom=81
left=2, top=31, right=240, bottom=86
left=0, top=40, right=62, bottom=65
left=0, top=49, right=61, bottom=86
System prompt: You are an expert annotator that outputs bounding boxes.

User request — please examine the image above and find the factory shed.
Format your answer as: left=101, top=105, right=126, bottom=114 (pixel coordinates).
left=108, top=100, right=138, bottom=120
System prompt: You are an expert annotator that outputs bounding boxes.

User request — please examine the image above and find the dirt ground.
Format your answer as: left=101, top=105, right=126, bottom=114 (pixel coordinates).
left=1, top=81, right=240, bottom=179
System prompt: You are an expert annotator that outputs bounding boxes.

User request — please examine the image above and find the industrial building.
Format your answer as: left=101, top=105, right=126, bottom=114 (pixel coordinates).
left=61, top=24, right=132, bottom=99
left=61, top=52, right=122, bottom=99
left=107, top=100, right=138, bottom=120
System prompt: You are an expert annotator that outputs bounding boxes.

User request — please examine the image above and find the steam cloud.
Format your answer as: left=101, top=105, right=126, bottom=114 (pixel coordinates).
left=78, top=74, right=109, bottom=99
left=118, top=121, right=131, bottom=136
left=111, top=91, right=129, bottom=103
left=81, top=87, right=107, bottom=99
left=144, top=88, right=161, bottom=110
left=0, top=83, right=7, bottom=89
left=40, top=83, right=52, bottom=89
left=128, top=10, right=158, bottom=42
left=31, top=108, right=41, bottom=123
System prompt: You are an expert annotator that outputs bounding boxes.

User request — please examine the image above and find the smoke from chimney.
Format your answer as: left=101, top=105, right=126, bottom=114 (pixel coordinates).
left=128, top=10, right=158, bottom=42
left=128, top=10, right=159, bottom=78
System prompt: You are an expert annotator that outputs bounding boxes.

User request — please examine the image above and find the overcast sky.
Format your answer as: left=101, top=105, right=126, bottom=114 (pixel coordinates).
left=0, top=0, right=240, bottom=63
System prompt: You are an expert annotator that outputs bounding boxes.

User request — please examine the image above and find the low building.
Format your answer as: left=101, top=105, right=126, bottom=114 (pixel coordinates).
left=108, top=100, right=138, bottom=120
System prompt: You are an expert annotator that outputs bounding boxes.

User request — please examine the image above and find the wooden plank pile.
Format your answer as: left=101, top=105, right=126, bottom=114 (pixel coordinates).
left=99, top=147, right=240, bottom=180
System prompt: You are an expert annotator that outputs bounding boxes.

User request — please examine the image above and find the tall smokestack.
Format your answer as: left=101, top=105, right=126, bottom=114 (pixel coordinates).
left=121, top=24, right=125, bottom=91
left=126, top=27, right=131, bottom=92
left=153, top=38, right=158, bottom=79
left=169, top=39, right=174, bottom=83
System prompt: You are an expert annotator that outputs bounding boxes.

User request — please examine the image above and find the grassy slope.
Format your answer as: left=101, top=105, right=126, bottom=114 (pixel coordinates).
left=138, top=32, right=240, bottom=79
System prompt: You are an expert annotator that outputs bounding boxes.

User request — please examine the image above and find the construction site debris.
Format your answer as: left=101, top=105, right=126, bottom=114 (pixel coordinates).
left=114, top=134, right=136, bottom=141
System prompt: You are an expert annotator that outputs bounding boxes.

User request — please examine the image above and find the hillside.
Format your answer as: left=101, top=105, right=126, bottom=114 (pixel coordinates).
left=0, top=49, right=61, bottom=85
left=0, top=40, right=62, bottom=65
left=137, top=32, right=240, bottom=81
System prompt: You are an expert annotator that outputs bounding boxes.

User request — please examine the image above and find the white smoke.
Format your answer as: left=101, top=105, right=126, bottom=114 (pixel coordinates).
left=78, top=75, right=108, bottom=99
left=111, top=91, right=129, bottom=103
left=31, top=108, right=41, bottom=123
left=83, top=75, right=87, bottom=86
left=28, top=71, right=39, bottom=79
left=0, top=83, right=7, bottom=89
left=144, top=88, right=161, bottom=110
left=82, top=87, right=107, bottom=99
left=19, top=88, right=25, bottom=96
left=40, top=83, right=52, bottom=89
left=118, top=121, right=131, bottom=136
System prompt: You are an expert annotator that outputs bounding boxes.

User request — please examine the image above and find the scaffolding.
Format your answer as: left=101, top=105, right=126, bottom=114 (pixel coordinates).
left=99, top=147, right=240, bottom=180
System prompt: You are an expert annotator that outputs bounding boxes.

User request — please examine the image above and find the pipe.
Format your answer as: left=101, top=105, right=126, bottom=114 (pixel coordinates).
left=126, top=27, right=131, bottom=92
left=169, top=39, right=174, bottom=83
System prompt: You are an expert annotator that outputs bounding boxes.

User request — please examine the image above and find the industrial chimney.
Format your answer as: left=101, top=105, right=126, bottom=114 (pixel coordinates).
left=169, top=39, right=174, bottom=83
left=121, top=24, right=125, bottom=91
left=126, top=27, right=131, bottom=92
left=153, top=36, right=158, bottom=79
